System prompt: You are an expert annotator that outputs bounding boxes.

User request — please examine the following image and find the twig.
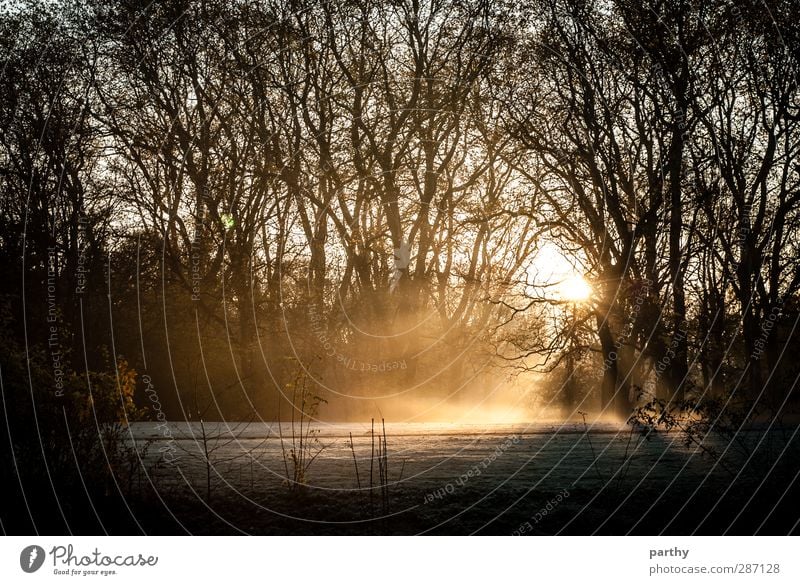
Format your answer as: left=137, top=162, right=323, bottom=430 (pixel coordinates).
left=615, top=425, right=640, bottom=491
left=370, top=418, right=375, bottom=512
left=579, top=411, right=604, bottom=482
left=382, top=418, right=389, bottom=511
left=349, top=432, right=361, bottom=490
left=200, top=419, right=211, bottom=501
left=278, top=399, right=291, bottom=484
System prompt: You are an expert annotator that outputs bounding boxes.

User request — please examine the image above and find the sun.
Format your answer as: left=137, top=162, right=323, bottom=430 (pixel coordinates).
left=558, top=274, right=592, bottom=302
left=525, top=243, right=592, bottom=303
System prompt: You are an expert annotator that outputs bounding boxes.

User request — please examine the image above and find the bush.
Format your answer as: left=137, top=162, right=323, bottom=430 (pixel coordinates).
left=0, top=301, right=148, bottom=533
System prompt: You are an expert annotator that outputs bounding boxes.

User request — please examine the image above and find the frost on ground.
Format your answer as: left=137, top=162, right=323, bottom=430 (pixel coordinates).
left=124, top=422, right=800, bottom=535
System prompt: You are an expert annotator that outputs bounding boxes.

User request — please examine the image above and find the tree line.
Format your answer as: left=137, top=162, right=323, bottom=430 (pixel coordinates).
left=2, top=0, right=800, bottom=426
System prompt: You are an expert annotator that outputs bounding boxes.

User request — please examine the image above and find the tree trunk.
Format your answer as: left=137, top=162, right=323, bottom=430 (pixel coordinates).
left=597, top=317, right=631, bottom=418
left=668, top=124, right=689, bottom=404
